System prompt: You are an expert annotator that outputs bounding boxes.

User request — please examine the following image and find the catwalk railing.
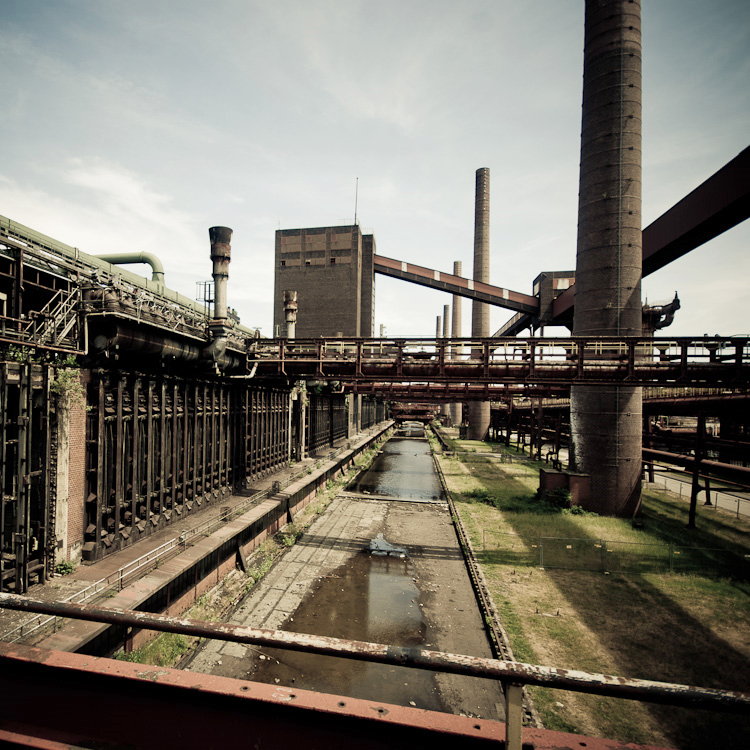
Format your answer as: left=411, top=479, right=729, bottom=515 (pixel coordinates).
left=251, top=336, right=750, bottom=386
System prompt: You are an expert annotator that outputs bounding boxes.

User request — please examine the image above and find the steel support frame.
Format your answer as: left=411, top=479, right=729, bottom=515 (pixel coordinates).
left=0, top=363, right=52, bottom=593
left=84, top=372, right=292, bottom=561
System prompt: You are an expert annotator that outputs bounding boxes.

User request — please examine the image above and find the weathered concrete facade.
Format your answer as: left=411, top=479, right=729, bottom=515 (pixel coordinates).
left=273, top=225, right=375, bottom=338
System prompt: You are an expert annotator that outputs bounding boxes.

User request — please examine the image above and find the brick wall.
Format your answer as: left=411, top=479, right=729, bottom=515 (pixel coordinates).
left=273, top=225, right=370, bottom=337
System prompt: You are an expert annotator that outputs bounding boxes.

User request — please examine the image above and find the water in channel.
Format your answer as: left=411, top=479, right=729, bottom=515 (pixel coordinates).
left=193, top=423, right=501, bottom=717
left=348, top=426, right=445, bottom=501
left=250, top=550, right=444, bottom=710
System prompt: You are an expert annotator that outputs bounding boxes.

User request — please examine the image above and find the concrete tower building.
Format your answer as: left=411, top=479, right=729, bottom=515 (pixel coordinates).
left=570, top=0, right=643, bottom=516
left=273, top=225, right=375, bottom=338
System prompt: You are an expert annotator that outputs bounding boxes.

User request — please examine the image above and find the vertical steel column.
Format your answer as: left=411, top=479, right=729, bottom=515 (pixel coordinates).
left=145, top=379, right=155, bottom=521
left=95, top=376, right=106, bottom=557
left=468, top=168, right=491, bottom=440
left=192, top=383, right=200, bottom=502
left=0, top=364, right=7, bottom=590
left=201, top=383, right=208, bottom=498
left=570, top=0, right=643, bottom=516
left=247, top=389, right=255, bottom=478
left=158, top=378, right=167, bottom=517
left=171, top=381, right=179, bottom=512
left=219, top=386, right=226, bottom=490
left=132, top=377, right=141, bottom=538
left=182, top=381, right=190, bottom=507
left=15, top=364, right=31, bottom=590
left=441, top=304, right=451, bottom=420
left=38, top=365, right=52, bottom=582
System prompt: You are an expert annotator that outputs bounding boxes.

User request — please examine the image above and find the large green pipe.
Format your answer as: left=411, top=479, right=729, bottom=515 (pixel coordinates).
left=94, top=252, right=166, bottom=284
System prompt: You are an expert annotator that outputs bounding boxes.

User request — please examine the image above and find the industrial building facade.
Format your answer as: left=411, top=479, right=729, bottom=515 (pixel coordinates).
left=273, top=225, right=375, bottom=338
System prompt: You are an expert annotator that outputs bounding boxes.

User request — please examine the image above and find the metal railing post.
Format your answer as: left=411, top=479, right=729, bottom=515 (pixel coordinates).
left=504, top=682, right=524, bottom=750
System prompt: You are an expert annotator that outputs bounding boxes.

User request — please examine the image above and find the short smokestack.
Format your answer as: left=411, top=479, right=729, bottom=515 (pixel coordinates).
left=435, top=314, right=442, bottom=339
left=283, top=290, right=298, bottom=338
left=209, top=226, right=232, bottom=323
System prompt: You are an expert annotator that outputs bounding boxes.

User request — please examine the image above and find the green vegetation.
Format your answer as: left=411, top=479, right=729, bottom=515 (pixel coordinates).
left=54, top=560, right=76, bottom=576
left=116, top=632, right=192, bottom=666
left=437, top=435, right=750, bottom=749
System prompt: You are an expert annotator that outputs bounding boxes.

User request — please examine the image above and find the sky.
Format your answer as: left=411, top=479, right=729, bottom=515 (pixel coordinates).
left=1, top=0, right=748, bottom=339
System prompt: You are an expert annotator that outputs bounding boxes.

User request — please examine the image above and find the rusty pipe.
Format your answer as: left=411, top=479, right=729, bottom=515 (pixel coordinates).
left=642, top=447, right=750, bottom=483
left=0, top=594, right=747, bottom=712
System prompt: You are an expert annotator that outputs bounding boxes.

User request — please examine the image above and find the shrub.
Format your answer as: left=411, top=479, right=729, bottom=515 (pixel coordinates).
left=55, top=560, right=76, bottom=575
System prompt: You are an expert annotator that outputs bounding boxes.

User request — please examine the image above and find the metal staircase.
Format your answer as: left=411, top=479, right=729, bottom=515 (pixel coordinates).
left=23, top=288, right=81, bottom=349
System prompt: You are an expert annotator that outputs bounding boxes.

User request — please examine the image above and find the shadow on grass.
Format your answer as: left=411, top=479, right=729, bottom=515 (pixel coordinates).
left=455, top=458, right=750, bottom=750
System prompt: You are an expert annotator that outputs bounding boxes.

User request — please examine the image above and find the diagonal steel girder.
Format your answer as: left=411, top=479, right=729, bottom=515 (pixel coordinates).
left=380, top=148, right=750, bottom=333
left=373, top=255, right=539, bottom=315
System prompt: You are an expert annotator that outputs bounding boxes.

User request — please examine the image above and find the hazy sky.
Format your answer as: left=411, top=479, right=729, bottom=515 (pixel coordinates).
left=1, top=0, right=748, bottom=338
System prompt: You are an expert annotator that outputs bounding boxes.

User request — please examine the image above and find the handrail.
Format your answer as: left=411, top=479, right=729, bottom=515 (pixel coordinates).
left=1, top=593, right=748, bottom=750
left=251, top=336, right=750, bottom=387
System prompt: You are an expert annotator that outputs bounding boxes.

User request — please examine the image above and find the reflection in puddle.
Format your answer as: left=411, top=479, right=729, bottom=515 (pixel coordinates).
left=248, top=552, right=445, bottom=711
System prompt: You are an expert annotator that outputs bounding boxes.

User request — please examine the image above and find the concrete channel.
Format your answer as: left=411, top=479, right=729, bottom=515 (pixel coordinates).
left=186, top=422, right=505, bottom=719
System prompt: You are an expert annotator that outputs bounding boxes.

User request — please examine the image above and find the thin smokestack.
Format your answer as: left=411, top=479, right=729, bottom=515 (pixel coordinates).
left=471, top=168, right=490, bottom=338
left=468, top=168, right=491, bottom=440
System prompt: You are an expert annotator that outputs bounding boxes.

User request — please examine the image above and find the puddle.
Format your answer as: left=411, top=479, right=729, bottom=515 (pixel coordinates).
left=247, top=551, right=445, bottom=711
left=349, top=437, right=445, bottom=500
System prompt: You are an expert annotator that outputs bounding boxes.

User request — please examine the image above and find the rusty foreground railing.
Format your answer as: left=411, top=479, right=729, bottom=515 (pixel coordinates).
left=1, top=594, right=747, bottom=750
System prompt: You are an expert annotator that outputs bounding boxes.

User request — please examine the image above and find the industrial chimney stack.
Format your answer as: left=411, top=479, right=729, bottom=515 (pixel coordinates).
left=467, top=167, right=491, bottom=440
left=570, top=0, right=643, bottom=515
left=209, top=226, right=232, bottom=326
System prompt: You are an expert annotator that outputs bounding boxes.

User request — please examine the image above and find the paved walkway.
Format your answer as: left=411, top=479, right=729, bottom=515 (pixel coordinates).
left=188, top=492, right=504, bottom=720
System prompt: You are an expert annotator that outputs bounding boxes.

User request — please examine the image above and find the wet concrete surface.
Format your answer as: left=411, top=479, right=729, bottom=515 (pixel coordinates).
left=348, top=434, right=445, bottom=501
left=249, top=551, right=444, bottom=711
left=188, top=432, right=503, bottom=719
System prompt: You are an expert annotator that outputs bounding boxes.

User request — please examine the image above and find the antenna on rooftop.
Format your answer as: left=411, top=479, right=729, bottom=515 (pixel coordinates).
left=354, top=177, right=359, bottom=226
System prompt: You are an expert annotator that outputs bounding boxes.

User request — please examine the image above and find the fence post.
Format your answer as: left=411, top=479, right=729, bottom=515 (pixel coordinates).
left=539, top=540, right=544, bottom=568
left=668, top=544, right=673, bottom=574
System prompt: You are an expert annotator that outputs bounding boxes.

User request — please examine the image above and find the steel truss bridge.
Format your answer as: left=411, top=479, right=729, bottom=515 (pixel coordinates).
left=252, top=335, right=750, bottom=388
